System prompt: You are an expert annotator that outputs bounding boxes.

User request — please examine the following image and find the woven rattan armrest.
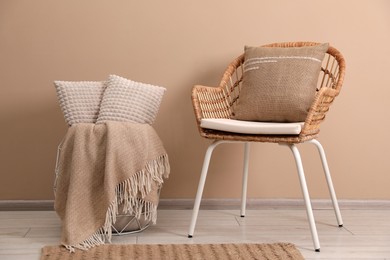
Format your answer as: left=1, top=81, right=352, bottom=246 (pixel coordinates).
left=301, top=87, right=339, bottom=136
left=191, top=85, right=230, bottom=123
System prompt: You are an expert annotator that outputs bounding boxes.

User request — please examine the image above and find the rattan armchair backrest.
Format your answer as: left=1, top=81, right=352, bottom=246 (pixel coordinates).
left=191, top=42, right=345, bottom=143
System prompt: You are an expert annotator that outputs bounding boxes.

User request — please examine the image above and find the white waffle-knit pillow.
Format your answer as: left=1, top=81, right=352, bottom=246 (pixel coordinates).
left=96, top=75, right=166, bottom=124
left=54, top=81, right=106, bottom=125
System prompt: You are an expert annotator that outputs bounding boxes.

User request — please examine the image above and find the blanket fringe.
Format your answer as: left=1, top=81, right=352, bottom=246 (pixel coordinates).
left=64, top=153, right=170, bottom=252
left=64, top=227, right=106, bottom=252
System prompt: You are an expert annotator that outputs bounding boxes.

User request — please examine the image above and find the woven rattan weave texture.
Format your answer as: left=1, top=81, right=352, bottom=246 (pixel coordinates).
left=191, top=42, right=345, bottom=143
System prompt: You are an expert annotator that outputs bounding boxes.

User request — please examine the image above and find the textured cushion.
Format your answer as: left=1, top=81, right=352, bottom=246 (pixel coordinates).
left=54, top=81, right=106, bottom=125
left=200, top=118, right=303, bottom=135
left=97, top=75, right=166, bottom=124
left=233, top=43, right=328, bottom=123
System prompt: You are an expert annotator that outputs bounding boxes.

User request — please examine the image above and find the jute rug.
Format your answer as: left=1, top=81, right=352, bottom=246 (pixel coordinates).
left=41, top=242, right=304, bottom=260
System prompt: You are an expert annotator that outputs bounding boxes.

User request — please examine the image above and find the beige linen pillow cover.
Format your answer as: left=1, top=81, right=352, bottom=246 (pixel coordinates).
left=233, top=43, right=329, bottom=123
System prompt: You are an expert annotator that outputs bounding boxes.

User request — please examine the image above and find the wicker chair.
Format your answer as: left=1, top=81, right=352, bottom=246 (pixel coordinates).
left=188, top=42, right=345, bottom=252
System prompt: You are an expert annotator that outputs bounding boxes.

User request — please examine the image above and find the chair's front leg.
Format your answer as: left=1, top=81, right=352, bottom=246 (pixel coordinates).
left=240, top=142, right=250, bottom=217
left=287, top=144, right=321, bottom=252
left=308, top=139, right=343, bottom=227
left=188, top=140, right=224, bottom=238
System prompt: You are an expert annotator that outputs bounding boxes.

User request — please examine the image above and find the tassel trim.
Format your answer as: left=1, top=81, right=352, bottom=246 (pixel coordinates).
left=63, top=153, right=170, bottom=252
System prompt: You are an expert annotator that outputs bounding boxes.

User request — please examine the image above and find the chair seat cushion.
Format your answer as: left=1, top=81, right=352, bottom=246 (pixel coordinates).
left=200, top=118, right=304, bottom=135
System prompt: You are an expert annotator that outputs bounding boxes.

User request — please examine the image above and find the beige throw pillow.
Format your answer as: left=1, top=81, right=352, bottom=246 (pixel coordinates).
left=54, top=81, right=106, bottom=125
left=232, top=43, right=329, bottom=122
left=96, top=75, right=166, bottom=125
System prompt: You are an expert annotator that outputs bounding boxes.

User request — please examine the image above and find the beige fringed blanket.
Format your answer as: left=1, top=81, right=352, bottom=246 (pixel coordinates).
left=54, top=121, right=170, bottom=251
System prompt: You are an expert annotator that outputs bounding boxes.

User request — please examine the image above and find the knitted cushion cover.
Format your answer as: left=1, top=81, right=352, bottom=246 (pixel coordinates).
left=232, top=43, right=328, bottom=123
left=97, top=75, right=166, bottom=125
left=54, top=81, right=106, bottom=126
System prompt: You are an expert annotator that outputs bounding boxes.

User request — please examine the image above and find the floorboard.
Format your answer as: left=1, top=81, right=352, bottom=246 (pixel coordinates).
left=0, top=209, right=389, bottom=259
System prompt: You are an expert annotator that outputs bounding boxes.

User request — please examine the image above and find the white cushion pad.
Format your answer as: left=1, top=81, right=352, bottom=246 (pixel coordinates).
left=200, top=118, right=304, bottom=135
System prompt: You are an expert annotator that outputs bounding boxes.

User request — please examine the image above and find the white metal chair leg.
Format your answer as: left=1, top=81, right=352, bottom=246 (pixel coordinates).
left=188, top=140, right=224, bottom=238
left=240, top=142, right=250, bottom=217
left=288, top=144, right=321, bottom=252
left=308, top=139, right=343, bottom=227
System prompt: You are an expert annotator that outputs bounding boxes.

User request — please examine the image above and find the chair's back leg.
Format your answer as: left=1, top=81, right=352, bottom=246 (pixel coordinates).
left=188, top=140, right=225, bottom=238
left=240, top=142, right=250, bottom=217
left=308, top=139, right=343, bottom=227
left=286, top=143, right=321, bottom=252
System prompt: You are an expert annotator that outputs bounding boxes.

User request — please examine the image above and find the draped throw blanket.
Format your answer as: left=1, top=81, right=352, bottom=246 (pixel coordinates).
left=54, top=121, right=170, bottom=251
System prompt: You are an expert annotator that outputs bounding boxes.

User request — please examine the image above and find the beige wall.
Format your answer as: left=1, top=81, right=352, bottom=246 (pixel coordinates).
left=1, top=0, right=389, bottom=200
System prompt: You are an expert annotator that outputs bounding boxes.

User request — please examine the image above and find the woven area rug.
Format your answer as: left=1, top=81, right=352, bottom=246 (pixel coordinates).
left=41, top=243, right=304, bottom=260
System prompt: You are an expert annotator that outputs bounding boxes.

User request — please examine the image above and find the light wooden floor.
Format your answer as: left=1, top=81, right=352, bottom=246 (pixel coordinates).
left=0, top=208, right=389, bottom=259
